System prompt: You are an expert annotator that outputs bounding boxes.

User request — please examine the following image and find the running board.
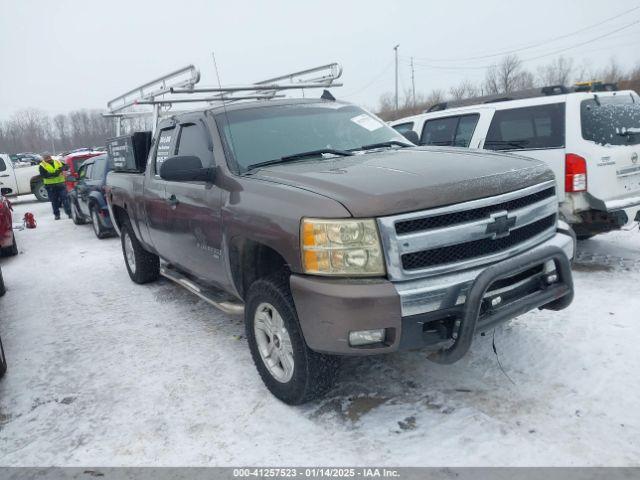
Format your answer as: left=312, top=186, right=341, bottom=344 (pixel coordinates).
left=160, top=265, right=244, bottom=315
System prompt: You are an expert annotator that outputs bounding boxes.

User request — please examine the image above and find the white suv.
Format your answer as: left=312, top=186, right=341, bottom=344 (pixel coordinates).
left=391, top=87, right=640, bottom=239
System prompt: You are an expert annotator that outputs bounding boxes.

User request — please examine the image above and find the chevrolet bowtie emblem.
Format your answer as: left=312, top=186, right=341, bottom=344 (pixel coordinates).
left=486, top=212, right=516, bottom=239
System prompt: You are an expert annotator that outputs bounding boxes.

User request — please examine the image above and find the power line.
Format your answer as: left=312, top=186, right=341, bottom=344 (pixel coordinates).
left=341, top=60, right=394, bottom=98
left=406, top=19, right=640, bottom=71
left=407, top=5, right=640, bottom=63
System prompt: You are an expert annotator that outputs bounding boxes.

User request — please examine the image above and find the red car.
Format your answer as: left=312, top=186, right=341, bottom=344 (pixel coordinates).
left=62, top=151, right=104, bottom=191
left=0, top=187, right=18, bottom=257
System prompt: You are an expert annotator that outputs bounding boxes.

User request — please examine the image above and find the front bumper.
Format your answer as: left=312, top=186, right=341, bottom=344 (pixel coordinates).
left=290, top=231, right=574, bottom=357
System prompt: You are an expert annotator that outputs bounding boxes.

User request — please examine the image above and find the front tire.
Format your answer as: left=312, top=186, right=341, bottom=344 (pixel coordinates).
left=32, top=181, right=48, bottom=202
left=120, top=219, right=159, bottom=284
left=576, top=234, right=595, bottom=241
left=245, top=272, right=338, bottom=404
left=71, top=201, right=87, bottom=225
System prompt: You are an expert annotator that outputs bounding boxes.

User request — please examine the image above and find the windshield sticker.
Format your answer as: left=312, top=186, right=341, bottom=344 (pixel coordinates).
left=351, top=114, right=383, bottom=131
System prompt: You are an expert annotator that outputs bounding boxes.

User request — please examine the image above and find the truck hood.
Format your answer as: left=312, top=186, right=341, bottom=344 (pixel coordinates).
left=250, top=147, right=555, bottom=217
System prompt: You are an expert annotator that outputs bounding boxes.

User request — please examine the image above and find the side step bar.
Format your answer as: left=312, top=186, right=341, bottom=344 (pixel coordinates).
left=160, top=265, right=244, bottom=315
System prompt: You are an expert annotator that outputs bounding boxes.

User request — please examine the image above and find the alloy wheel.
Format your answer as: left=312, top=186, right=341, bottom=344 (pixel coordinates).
left=123, top=232, right=136, bottom=274
left=254, top=302, right=295, bottom=383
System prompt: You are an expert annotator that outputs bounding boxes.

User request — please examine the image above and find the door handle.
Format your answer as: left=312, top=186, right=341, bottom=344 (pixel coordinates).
left=166, top=194, right=179, bottom=207
left=0, top=174, right=9, bottom=177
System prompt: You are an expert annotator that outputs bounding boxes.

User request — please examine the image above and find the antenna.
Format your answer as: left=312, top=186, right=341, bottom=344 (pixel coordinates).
left=211, top=51, right=238, bottom=172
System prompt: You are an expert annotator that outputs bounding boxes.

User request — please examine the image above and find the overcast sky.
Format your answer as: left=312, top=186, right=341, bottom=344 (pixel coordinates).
left=1, top=0, right=639, bottom=120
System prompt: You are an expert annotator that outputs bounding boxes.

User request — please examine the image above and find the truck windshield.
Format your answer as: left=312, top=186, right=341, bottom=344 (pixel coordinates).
left=581, top=95, right=640, bottom=146
left=215, top=103, right=407, bottom=172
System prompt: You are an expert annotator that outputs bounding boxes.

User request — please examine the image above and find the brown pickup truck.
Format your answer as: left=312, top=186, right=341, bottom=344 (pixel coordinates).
left=107, top=98, right=575, bottom=404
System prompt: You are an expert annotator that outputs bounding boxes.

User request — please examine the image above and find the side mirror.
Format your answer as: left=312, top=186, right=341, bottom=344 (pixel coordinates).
left=1, top=187, right=13, bottom=196
left=401, top=130, right=420, bottom=145
left=159, top=155, right=215, bottom=183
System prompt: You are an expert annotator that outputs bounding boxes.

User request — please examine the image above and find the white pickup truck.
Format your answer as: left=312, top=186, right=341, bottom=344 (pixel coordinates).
left=0, top=153, right=47, bottom=201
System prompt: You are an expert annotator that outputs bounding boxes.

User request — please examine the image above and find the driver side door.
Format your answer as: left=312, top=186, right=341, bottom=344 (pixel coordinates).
left=163, top=115, right=225, bottom=286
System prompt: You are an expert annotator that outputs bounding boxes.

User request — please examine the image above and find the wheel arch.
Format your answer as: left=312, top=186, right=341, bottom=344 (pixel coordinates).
left=228, top=237, right=289, bottom=300
left=110, top=204, right=130, bottom=231
left=29, top=175, right=42, bottom=189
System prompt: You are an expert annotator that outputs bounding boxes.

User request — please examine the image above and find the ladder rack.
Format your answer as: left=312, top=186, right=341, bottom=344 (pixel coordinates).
left=106, top=62, right=343, bottom=134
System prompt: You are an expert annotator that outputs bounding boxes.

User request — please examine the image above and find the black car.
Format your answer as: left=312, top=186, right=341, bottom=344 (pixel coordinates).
left=69, top=154, right=115, bottom=238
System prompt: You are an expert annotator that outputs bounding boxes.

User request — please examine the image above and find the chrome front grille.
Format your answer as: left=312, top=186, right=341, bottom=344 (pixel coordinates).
left=377, top=181, right=558, bottom=281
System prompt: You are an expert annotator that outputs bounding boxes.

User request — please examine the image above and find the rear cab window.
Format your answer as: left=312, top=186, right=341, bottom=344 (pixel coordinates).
left=0, top=157, right=6, bottom=172
left=581, top=95, right=640, bottom=146
left=484, top=103, right=565, bottom=151
left=154, top=127, right=176, bottom=174
left=421, top=114, right=479, bottom=147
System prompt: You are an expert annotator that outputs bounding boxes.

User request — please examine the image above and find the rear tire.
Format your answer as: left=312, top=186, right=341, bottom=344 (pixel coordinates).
left=0, top=233, right=18, bottom=257
left=120, top=219, right=159, bottom=284
left=90, top=205, right=111, bottom=239
left=32, top=181, right=48, bottom=202
left=0, top=335, right=6, bottom=379
left=0, top=267, right=5, bottom=296
left=245, top=271, right=338, bottom=405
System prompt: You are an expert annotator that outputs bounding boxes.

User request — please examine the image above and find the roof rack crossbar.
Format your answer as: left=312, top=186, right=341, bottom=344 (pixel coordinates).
left=107, top=64, right=200, bottom=114
left=136, top=94, right=286, bottom=105
left=171, top=81, right=343, bottom=94
left=253, top=63, right=343, bottom=86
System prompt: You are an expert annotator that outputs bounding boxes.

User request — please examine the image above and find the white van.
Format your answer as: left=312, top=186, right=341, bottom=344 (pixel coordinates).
left=390, top=86, right=640, bottom=239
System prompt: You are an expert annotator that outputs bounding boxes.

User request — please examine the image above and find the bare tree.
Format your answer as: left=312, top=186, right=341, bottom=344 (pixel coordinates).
left=0, top=108, right=116, bottom=154
left=484, top=54, right=534, bottom=94
left=449, top=79, right=479, bottom=100
left=599, top=58, right=624, bottom=83
left=537, top=56, right=574, bottom=86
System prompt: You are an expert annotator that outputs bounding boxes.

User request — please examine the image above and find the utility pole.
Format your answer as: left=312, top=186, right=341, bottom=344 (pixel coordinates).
left=410, top=57, right=415, bottom=106
left=393, top=44, right=400, bottom=111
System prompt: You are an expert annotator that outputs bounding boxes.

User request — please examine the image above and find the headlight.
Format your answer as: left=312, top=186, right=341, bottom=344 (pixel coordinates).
left=301, top=218, right=385, bottom=276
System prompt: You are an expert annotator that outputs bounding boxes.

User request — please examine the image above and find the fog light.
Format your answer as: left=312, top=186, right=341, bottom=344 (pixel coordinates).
left=491, top=296, right=502, bottom=307
left=546, top=273, right=558, bottom=284
left=349, top=329, right=385, bottom=346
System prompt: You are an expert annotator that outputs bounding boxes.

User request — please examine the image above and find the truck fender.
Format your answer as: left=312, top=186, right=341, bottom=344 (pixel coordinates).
left=87, top=191, right=108, bottom=210
left=226, top=235, right=290, bottom=300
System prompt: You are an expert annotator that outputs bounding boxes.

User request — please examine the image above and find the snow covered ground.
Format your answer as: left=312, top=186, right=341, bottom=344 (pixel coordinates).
left=0, top=195, right=639, bottom=466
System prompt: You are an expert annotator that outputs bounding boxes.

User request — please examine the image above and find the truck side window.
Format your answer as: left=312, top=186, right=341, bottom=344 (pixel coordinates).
left=78, top=165, right=87, bottom=179
left=175, top=123, right=213, bottom=167
left=454, top=115, right=480, bottom=147
left=155, top=127, right=176, bottom=174
left=392, top=122, right=414, bottom=135
left=0, top=158, right=6, bottom=172
left=421, top=117, right=458, bottom=146
left=484, top=103, right=565, bottom=151
left=421, top=115, right=479, bottom=147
